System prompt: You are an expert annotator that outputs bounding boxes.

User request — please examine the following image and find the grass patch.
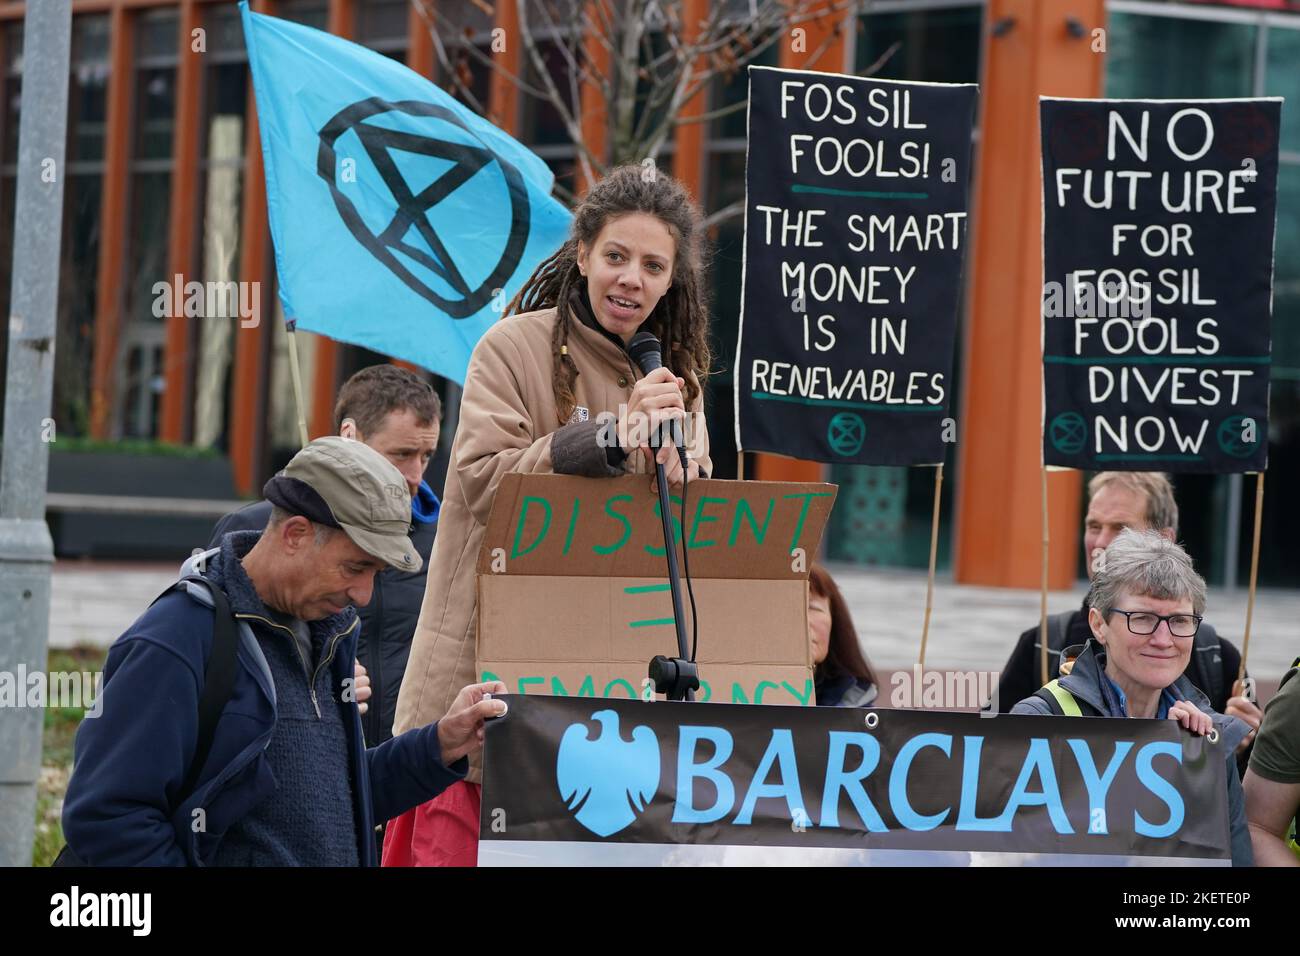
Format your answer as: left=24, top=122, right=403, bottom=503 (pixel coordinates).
left=48, top=437, right=221, bottom=459
left=33, top=645, right=108, bottom=867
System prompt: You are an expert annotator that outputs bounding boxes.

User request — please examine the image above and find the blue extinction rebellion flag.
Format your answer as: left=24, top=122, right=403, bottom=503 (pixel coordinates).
left=240, top=2, right=571, bottom=382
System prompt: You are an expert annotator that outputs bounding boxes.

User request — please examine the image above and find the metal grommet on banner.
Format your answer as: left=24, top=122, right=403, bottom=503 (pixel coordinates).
left=864, top=711, right=879, bottom=730
left=1207, top=727, right=1220, bottom=745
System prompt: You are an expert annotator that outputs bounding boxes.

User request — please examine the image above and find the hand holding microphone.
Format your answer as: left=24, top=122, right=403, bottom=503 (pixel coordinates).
left=625, top=332, right=698, bottom=488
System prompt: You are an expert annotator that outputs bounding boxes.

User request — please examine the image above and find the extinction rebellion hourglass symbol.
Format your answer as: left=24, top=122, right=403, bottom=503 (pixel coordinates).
left=316, top=97, right=532, bottom=318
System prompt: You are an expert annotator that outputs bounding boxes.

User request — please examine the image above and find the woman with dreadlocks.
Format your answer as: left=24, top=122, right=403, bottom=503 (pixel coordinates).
left=383, top=164, right=713, bottom=866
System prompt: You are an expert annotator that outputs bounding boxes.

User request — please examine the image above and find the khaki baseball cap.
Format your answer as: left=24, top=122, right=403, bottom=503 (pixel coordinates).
left=264, top=436, right=422, bottom=572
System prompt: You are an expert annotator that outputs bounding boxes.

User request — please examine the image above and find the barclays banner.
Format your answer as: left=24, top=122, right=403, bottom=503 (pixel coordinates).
left=479, top=696, right=1232, bottom=866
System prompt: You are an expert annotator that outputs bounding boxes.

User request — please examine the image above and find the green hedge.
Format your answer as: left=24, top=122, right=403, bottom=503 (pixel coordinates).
left=47, top=437, right=222, bottom=460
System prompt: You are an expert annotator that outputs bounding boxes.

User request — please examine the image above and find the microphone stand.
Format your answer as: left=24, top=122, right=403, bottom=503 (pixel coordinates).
left=647, top=421, right=698, bottom=702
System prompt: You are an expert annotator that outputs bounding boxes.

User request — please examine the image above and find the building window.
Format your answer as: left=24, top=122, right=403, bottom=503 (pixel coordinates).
left=358, top=0, right=410, bottom=60
left=855, top=1, right=984, bottom=84
left=1107, top=11, right=1256, bottom=98
left=193, top=1, right=249, bottom=453
left=116, top=8, right=179, bottom=440
left=422, top=5, right=492, bottom=133
left=55, top=14, right=111, bottom=439
left=278, top=0, right=328, bottom=31
left=519, top=30, right=582, bottom=200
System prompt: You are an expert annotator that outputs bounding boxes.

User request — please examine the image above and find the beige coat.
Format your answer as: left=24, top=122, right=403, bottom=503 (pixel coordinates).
left=393, top=306, right=711, bottom=780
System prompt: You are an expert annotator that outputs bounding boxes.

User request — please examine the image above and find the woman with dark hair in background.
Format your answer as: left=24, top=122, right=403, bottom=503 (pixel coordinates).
left=809, top=564, right=878, bottom=707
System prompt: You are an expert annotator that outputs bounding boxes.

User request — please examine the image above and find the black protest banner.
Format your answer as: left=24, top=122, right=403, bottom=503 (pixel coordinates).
left=480, top=695, right=1231, bottom=866
left=734, top=67, right=976, bottom=466
left=1041, top=98, right=1281, bottom=473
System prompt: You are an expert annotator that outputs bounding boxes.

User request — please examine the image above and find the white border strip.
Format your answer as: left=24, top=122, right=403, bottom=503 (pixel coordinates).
left=481, top=839, right=1230, bottom=867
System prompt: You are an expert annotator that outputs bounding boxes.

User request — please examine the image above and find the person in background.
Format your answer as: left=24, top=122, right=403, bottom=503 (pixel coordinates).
left=996, top=472, right=1261, bottom=760
left=809, top=563, right=878, bottom=707
left=1010, top=528, right=1252, bottom=866
left=1244, top=658, right=1300, bottom=866
left=210, top=364, right=441, bottom=745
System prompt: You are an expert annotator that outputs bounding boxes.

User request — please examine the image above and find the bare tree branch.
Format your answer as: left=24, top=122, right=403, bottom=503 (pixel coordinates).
left=517, top=0, right=604, bottom=183
left=702, top=198, right=745, bottom=231
left=858, top=38, right=901, bottom=78
left=411, top=0, right=879, bottom=181
left=672, top=97, right=747, bottom=127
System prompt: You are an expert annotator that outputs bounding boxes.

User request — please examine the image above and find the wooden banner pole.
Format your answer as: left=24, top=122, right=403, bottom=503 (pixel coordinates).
left=1238, top=471, right=1265, bottom=682
left=285, top=320, right=310, bottom=448
left=1039, top=466, right=1051, bottom=688
left=917, top=462, right=944, bottom=669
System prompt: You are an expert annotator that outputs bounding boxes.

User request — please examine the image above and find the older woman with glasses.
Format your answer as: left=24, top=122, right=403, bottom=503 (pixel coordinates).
left=1011, top=527, right=1253, bottom=865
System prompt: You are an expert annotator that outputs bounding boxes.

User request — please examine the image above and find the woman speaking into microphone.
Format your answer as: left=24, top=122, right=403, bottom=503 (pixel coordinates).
left=384, top=164, right=714, bottom=866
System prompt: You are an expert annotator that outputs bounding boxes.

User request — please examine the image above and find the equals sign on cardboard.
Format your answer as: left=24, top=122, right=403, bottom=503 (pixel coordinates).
left=624, top=583, right=674, bottom=629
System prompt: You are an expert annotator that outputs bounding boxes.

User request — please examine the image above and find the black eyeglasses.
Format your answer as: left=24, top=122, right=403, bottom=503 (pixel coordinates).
left=1107, top=609, right=1202, bottom=638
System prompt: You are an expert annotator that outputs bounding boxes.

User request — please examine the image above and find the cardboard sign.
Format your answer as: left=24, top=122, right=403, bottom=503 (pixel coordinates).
left=734, top=66, right=977, bottom=465
left=476, top=475, right=836, bottom=706
left=1041, top=98, right=1281, bottom=473
left=480, top=695, right=1232, bottom=866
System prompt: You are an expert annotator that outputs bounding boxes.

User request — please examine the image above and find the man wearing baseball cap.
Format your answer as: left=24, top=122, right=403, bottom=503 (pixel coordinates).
left=62, top=437, right=505, bottom=866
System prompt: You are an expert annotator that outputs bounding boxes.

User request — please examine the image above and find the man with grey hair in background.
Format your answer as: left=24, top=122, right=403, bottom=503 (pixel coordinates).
left=996, top=472, right=1261, bottom=750
left=1010, top=528, right=1253, bottom=866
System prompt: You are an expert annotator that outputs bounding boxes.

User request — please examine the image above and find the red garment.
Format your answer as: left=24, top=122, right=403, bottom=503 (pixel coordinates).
left=382, top=780, right=481, bottom=867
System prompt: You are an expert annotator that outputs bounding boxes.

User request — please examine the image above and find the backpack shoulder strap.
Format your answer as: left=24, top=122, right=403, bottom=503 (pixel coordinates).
left=1191, top=622, right=1226, bottom=707
left=1048, top=612, right=1073, bottom=651
left=166, top=575, right=240, bottom=799
left=1035, top=679, right=1083, bottom=717
left=54, top=575, right=240, bottom=868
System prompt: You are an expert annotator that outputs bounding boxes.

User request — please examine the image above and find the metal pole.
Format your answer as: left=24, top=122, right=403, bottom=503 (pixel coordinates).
left=1224, top=473, right=1243, bottom=591
left=0, top=0, right=72, bottom=867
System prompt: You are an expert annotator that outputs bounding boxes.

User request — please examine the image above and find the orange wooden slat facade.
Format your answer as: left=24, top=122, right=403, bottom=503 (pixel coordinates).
left=953, top=0, right=1104, bottom=588
left=490, top=0, right=520, bottom=136
left=577, top=1, right=610, bottom=190
left=406, top=0, right=433, bottom=80
left=88, top=2, right=134, bottom=439
left=671, top=0, right=707, bottom=199
left=229, top=0, right=274, bottom=494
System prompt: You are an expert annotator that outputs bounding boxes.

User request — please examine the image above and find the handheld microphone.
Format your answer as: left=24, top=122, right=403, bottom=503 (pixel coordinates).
left=626, top=330, right=686, bottom=460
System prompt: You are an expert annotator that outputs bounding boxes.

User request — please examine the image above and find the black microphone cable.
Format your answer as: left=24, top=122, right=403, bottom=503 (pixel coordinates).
left=628, top=329, right=701, bottom=666
left=676, top=437, right=700, bottom=665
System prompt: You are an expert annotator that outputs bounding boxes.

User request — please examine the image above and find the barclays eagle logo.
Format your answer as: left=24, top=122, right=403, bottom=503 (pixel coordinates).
left=556, top=710, right=660, bottom=837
